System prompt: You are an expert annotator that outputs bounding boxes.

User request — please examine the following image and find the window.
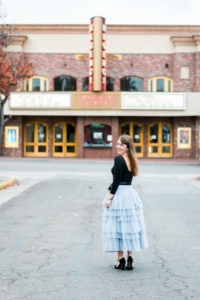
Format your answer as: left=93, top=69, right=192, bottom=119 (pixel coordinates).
left=106, top=77, right=114, bottom=91
left=54, top=76, right=76, bottom=91
left=148, top=77, right=173, bottom=92
left=32, top=78, right=40, bottom=91
left=84, top=123, right=112, bottom=147
left=83, top=77, right=89, bottom=91
left=120, top=76, right=143, bottom=92
left=82, top=77, right=114, bottom=91
left=24, top=76, right=49, bottom=92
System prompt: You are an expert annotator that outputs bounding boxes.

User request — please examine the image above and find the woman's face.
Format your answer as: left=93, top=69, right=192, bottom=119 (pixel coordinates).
left=116, top=139, right=128, bottom=156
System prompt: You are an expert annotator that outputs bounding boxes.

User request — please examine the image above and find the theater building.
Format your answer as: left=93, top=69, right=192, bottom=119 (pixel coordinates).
left=2, top=18, right=200, bottom=159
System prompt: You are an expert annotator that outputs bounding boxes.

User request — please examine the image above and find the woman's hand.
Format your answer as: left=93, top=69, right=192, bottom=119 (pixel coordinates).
left=105, top=199, right=112, bottom=208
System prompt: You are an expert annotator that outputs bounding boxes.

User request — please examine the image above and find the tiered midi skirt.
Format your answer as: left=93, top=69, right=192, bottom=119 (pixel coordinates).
left=102, top=185, right=148, bottom=252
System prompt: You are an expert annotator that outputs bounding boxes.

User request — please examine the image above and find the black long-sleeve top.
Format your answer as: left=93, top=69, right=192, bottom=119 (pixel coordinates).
left=109, top=155, right=133, bottom=194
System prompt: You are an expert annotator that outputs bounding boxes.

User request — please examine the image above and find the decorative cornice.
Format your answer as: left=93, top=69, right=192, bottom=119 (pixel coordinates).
left=10, top=24, right=200, bottom=35
left=194, top=35, right=200, bottom=45
left=10, top=35, right=28, bottom=46
left=170, top=35, right=200, bottom=46
left=170, top=36, right=196, bottom=46
left=12, top=25, right=89, bottom=34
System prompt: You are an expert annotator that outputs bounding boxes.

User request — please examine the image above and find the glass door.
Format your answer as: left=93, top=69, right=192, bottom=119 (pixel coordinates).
left=53, top=122, right=77, bottom=157
left=148, top=122, right=173, bottom=157
left=120, top=122, right=144, bottom=157
left=24, top=122, right=48, bottom=157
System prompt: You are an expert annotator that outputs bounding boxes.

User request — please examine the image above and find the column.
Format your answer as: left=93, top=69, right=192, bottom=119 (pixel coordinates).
left=111, top=117, right=119, bottom=158
left=77, top=117, right=84, bottom=158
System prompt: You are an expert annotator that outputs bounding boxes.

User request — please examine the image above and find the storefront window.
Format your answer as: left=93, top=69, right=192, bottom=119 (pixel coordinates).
left=84, top=123, right=112, bottom=146
left=120, top=77, right=143, bottom=92
left=54, top=76, right=76, bottom=91
left=82, top=77, right=114, bottom=91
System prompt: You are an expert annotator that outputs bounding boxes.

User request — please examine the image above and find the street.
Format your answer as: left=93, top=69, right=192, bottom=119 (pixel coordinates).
left=0, top=158, right=200, bottom=300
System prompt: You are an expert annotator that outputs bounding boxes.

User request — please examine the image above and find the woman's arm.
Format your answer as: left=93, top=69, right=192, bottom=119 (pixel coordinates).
left=105, top=157, right=123, bottom=208
left=110, top=156, right=123, bottom=194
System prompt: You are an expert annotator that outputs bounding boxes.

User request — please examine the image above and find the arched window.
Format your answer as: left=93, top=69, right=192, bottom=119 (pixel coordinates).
left=24, top=76, right=49, bottom=92
left=120, top=77, right=143, bottom=92
left=54, top=76, right=76, bottom=91
left=106, top=77, right=114, bottom=91
left=84, top=123, right=112, bottom=146
left=148, top=76, right=173, bottom=92
left=83, top=77, right=89, bottom=91
left=82, top=77, right=114, bottom=91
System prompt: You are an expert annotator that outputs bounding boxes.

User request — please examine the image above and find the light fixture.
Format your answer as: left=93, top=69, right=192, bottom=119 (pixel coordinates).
left=130, top=62, right=133, bottom=67
left=63, top=62, right=67, bottom=67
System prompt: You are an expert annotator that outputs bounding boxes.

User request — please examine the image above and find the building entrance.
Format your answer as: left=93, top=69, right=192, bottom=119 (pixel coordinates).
left=148, top=122, right=173, bottom=158
left=53, top=122, right=77, bottom=157
left=120, top=122, right=144, bottom=157
left=24, top=122, right=48, bottom=157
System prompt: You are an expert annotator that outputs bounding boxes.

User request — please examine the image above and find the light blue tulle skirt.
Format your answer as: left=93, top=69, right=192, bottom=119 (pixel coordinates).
left=102, top=185, right=148, bottom=252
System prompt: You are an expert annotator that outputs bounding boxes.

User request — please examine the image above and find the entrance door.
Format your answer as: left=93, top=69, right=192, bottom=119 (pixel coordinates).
left=53, top=122, right=77, bottom=157
left=24, top=122, right=48, bottom=157
left=148, top=122, right=173, bottom=157
left=120, top=122, right=144, bottom=157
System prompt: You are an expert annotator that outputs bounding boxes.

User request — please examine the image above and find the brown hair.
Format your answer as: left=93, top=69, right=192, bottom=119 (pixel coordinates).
left=118, top=134, right=138, bottom=176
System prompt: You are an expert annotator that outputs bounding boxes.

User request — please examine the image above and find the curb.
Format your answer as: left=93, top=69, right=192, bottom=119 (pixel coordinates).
left=0, top=178, right=17, bottom=190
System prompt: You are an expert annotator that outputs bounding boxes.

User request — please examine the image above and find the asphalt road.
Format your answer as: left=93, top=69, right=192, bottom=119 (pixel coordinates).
left=0, top=159, right=200, bottom=300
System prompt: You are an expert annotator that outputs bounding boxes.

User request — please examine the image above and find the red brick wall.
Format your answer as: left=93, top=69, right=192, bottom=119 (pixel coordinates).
left=195, top=52, right=200, bottom=92
left=17, top=53, right=198, bottom=93
left=107, top=54, right=174, bottom=91
left=84, top=148, right=112, bottom=158
left=17, top=53, right=89, bottom=92
left=173, top=53, right=196, bottom=92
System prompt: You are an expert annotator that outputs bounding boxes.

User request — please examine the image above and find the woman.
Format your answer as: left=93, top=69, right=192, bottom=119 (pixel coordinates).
left=102, top=134, right=148, bottom=270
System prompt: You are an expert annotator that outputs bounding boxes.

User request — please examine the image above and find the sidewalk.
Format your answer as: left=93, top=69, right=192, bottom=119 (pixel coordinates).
left=0, top=156, right=200, bottom=164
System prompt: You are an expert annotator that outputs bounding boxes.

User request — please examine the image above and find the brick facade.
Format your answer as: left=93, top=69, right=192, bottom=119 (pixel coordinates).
left=17, top=53, right=200, bottom=93
left=2, top=30, right=200, bottom=160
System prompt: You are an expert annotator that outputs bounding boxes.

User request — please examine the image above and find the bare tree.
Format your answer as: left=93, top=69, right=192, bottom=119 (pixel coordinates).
left=0, top=1, right=33, bottom=154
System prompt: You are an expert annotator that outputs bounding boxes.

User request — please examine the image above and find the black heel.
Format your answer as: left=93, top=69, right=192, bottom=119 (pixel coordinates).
left=114, top=257, right=126, bottom=270
left=126, top=256, right=133, bottom=270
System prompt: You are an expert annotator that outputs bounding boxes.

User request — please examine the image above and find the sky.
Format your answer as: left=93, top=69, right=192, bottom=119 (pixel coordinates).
left=2, top=0, right=200, bottom=25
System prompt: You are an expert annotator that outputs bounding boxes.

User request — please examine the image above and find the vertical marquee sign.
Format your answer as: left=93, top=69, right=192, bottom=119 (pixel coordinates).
left=89, top=18, right=94, bottom=91
left=102, top=18, right=106, bottom=91
left=89, top=17, right=106, bottom=92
